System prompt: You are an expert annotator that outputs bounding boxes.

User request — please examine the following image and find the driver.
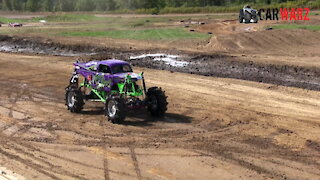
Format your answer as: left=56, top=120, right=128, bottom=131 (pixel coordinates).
left=243, top=4, right=252, bottom=13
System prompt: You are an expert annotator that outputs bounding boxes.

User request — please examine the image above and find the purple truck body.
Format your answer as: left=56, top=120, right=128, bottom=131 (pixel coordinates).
left=73, top=60, right=141, bottom=92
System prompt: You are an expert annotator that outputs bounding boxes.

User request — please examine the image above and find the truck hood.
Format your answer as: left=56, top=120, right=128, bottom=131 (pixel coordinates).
left=113, top=72, right=142, bottom=80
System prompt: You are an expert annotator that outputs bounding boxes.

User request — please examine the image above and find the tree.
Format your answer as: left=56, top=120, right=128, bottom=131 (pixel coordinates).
left=44, top=0, right=55, bottom=11
left=166, top=0, right=184, bottom=7
left=95, top=0, right=107, bottom=11
left=106, top=0, right=117, bottom=10
left=26, top=0, right=40, bottom=11
left=58, top=0, right=77, bottom=11
left=12, top=0, right=27, bottom=11
left=76, top=0, right=96, bottom=11
left=142, top=0, right=165, bottom=9
left=3, top=0, right=13, bottom=10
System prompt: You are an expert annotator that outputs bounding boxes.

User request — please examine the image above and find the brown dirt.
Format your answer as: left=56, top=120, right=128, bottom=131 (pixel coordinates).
left=192, top=18, right=320, bottom=56
left=0, top=52, right=319, bottom=180
left=0, top=13, right=319, bottom=180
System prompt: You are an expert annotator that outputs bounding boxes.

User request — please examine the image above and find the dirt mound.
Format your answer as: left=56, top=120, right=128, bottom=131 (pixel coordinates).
left=206, top=29, right=320, bottom=56
left=195, top=19, right=320, bottom=56
left=196, top=19, right=260, bottom=35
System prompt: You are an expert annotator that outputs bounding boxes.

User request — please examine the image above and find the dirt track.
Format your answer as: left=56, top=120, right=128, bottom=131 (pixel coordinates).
left=0, top=52, right=319, bottom=180
left=0, top=13, right=319, bottom=180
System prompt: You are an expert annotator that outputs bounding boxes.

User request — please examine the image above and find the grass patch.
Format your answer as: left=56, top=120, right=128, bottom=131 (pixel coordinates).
left=38, top=14, right=102, bottom=22
left=0, top=14, right=101, bottom=24
left=59, top=28, right=210, bottom=40
left=309, top=12, right=320, bottom=16
left=272, top=24, right=320, bottom=31
left=0, top=17, right=32, bottom=24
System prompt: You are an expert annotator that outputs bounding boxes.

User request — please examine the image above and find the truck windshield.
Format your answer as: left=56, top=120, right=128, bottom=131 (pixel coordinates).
left=112, top=64, right=133, bottom=74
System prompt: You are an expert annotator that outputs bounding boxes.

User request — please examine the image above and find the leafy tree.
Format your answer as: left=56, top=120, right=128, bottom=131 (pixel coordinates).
left=3, top=0, right=13, bottom=10
left=44, top=0, right=55, bottom=11
left=58, top=0, right=77, bottom=11
left=26, top=0, right=40, bottom=11
left=12, top=0, right=26, bottom=11
left=76, top=0, right=96, bottom=11
left=166, top=0, right=184, bottom=7
left=95, top=0, right=107, bottom=11
left=106, top=0, right=117, bottom=10
left=142, top=0, right=165, bottom=9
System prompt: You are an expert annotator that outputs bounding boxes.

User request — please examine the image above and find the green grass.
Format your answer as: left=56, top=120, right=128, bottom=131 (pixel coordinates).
left=0, top=13, right=217, bottom=42
left=272, top=24, right=320, bottom=31
left=0, top=13, right=234, bottom=25
left=38, top=14, right=102, bottom=22
left=59, top=28, right=211, bottom=40
left=0, top=17, right=32, bottom=23
left=0, top=14, right=103, bottom=24
left=309, top=12, right=320, bottom=16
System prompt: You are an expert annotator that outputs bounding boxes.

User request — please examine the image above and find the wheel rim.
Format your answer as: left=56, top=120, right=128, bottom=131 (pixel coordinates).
left=150, top=95, right=158, bottom=110
left=108, top=100, right=117, bottom=118
left=68, top=92, right=75, bottom=107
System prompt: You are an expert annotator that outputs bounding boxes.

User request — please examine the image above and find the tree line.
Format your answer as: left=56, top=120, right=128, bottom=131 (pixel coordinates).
left=0, top=0, right=316, bottom=12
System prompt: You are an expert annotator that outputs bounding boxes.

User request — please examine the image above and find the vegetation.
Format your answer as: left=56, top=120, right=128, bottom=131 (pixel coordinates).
left=0, top=0, right=319, bottom=13
left=272, top=24, right=320, bottom=31
left=0, top=14, right=214, bottom=41
left=59, top=28, right=210, bottom=40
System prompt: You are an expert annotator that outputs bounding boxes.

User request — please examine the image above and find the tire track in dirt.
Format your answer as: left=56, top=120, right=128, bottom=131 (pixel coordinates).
left=0, top=81, right=105, bottom=179
left=99, top=118, right=111, bottom=180
left=0, top=135, right=94, bottom=180
left=8, top=117, right=33, bottom=138
left=0, top=146, right=60, bottom=180
left=2, top=89, right=318, bottom=180
left=103, top=148, right=110, bottom=180
left=190, top=131, right=320, bottom=179
left=0, top=54, right=319, bottom=179
left=192, top=149, right=288, bottom=179
left=13, top=138, right=140, bottom=177
left=129, top=146, right=142, bottom=180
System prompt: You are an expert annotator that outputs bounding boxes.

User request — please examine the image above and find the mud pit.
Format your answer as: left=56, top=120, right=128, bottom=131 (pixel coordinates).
left=127, top=54, right=320, bottom=91
left=0, top=35, right=319, bottom=91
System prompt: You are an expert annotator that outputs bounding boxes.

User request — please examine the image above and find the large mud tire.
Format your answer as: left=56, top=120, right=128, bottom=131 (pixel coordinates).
left=65, top=86, right=84, bottom=113
left=253, top=16, right=259, bottom=23
left=244, top=12, right=251, bottom=23
left=105, top=97, right=127, bottom=124
left=239, top=10, right=244, bottom=23
left=146, top=87, right=168, bottom=117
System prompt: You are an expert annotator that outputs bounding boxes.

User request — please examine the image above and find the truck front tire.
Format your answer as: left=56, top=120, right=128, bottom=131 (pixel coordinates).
left=106, top=97, right=127, bottom=124
left=65, top=86, right=84, bottom=113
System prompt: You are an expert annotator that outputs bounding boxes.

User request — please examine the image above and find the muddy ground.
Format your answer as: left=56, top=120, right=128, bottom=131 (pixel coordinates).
left=0, top=35, right=319, bottom=91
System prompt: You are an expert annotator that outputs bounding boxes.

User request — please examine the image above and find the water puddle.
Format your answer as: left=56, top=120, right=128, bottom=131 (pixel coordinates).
left=130, top=53, right=189, bottom=67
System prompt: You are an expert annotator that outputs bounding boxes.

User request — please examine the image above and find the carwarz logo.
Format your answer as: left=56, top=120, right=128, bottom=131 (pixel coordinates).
left=239, top=5, right=310, bottom=23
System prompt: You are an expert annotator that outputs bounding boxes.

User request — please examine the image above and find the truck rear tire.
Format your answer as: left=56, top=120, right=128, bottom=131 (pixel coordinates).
left=147, top=87, right=168, bottom=117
